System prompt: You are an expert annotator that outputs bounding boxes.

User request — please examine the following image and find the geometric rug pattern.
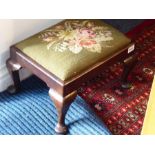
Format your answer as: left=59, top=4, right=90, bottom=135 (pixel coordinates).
left=78, top=20, right=155, bottom=134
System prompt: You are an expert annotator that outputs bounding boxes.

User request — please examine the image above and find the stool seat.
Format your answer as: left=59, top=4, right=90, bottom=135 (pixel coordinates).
left=15, top=19, right=131, bottom=81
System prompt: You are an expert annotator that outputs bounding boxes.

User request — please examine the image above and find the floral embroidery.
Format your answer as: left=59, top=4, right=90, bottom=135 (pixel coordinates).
left=39, top=20, right=114, bottom=54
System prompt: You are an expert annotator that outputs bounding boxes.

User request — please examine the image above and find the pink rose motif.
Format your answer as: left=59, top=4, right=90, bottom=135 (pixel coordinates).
left=80, top=40, right=97, bottom=47
left=80, top=28, right=96, bottom=38
left=39, top=20, right=114, bottom=54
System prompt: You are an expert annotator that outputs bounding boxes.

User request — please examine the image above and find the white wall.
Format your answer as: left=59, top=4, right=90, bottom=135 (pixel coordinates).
left=0, top=19, right=62, bottom=92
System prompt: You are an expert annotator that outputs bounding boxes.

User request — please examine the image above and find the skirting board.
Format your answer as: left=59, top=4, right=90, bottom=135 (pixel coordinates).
left=0, top=64, right=32, bottom=92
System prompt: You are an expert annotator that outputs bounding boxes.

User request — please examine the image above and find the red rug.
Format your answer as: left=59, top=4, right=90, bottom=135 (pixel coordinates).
left=78, top=20, right=155, bottom=135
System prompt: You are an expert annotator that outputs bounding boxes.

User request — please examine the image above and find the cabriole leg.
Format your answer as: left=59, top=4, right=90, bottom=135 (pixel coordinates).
left=6, top=59, right=22, bottom=94
left=121, top=54, right=138, bottom=89
left=49, top=89, right=77, bottom=134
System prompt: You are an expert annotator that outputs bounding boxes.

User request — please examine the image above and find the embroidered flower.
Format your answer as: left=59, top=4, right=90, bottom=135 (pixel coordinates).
left=39, top=20, right=114, bottom=54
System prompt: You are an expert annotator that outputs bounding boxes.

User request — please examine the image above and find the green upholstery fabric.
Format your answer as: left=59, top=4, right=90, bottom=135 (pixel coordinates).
left=15, top=20, right=131, bottom=81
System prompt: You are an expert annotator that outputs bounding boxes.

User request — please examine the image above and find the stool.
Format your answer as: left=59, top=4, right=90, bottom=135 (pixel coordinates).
left=6, top=19, right=137, bottom=134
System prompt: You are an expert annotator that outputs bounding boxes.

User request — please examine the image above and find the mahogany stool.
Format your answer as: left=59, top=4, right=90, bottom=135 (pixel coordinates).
left=6, top=20, right=137, bottom=134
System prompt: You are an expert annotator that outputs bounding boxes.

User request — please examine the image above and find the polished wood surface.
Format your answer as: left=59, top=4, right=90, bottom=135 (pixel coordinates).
left=121, top=53, right=138, bottom=89
left=49, top=89, right=77, bottom=134
left=6, top=59, right=22, bottom=94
